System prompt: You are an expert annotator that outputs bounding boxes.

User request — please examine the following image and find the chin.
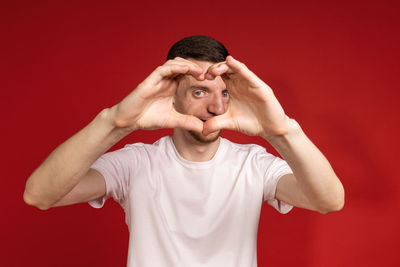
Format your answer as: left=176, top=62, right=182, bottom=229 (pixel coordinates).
left=189, top=130, right=221, bottom=144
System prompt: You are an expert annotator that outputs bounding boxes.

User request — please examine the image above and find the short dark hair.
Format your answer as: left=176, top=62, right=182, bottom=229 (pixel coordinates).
left=167, top=35, right=229, bottom=63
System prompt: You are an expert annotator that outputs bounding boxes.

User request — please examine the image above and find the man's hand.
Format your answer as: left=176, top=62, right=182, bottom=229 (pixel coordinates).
left=202, top=56, right=290, bottom=140
left=23, top=58, right=207, bottom=210
left=113, top=57, right=205, bottom=133
left=202, top=56, right=344, bottom=213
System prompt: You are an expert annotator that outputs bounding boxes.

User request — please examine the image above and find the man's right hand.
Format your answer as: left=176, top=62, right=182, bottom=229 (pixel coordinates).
left=112, top=57, right=205, bottom=133
left=24, top=58, right=206, bottom=210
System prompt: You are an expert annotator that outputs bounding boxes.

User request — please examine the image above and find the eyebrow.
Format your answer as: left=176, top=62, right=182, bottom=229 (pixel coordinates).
left=190, top=85, right=209, bottom=91
left=189, top=85, right=228, bottom=92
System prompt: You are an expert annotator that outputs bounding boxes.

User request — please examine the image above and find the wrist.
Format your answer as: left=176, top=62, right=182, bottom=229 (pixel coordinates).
left=96, top=107, right=134, bottom=139
left=104, top=105, right=136, bottom=131
left=263, top=118, right=303, bottom=148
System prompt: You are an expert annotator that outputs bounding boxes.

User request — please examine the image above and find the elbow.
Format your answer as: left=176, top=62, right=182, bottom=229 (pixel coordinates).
left=24, top=175, right=53, bottom=210
left=317, top=187, right=345, bottom=215
left=318, top=199, right=344, bottom=214
left=23, top=190, right=51, bottom=211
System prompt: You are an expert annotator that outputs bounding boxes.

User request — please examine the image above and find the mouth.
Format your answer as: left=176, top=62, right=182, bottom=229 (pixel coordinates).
left=199, top=117, right=211, bottom=122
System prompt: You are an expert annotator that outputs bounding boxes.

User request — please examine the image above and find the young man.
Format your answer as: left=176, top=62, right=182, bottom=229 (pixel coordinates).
left=24, top=35, right=344, bottom=267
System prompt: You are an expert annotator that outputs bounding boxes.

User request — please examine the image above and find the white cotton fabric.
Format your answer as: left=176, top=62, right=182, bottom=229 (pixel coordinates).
left=89, top=136, right=293, bottom=267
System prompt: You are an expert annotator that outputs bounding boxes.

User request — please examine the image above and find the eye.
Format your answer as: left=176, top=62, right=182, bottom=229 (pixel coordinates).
left=222, top=90, right=229, bottom=98
left=193, top=90, right=207, bottom=98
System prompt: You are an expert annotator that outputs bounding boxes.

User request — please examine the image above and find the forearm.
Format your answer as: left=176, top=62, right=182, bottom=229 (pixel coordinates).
left=24, top=106, right=132, bottom=209
left=266, top=119, right=344, bottom=213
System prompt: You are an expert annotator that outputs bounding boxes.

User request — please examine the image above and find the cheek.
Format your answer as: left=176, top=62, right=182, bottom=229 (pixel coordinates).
left=174, top=78, right=192, bottom=112
left=223, top=98, right=230, bottom=109
left=185, top=101, right=201, bottom=115
left=174, top=96, right=196, bottom=114
left=186, top=100, right=209, bottom=116
left=173, top=96, right=188, bottom=114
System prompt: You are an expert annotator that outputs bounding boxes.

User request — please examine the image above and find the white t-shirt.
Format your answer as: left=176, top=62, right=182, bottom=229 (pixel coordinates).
left=89, top=136, right=293, bottom=267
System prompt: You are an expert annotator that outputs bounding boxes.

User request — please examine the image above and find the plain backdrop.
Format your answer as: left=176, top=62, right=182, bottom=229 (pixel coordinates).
left=2, top=0, right=399, bottom=266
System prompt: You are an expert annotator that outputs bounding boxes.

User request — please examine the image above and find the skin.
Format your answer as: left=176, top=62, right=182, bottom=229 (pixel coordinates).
left=23, top=56, right=344, bottom=214
left=174, top=59, right=229, bottom=143
left=172, top=59, right=230, bottom=161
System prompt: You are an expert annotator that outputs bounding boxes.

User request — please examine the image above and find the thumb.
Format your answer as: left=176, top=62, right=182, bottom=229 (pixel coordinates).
left=203, top=114, right=236, bottom=135
left=169, top=111, right=204, bottom=133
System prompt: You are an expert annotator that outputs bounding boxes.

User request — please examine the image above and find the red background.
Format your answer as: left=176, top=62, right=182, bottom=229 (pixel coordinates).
left=2, top=0, right=399, bottom=266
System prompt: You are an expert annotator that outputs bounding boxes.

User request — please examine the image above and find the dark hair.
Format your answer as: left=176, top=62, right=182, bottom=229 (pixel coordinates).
left=167, top=35, right=229, bottom=63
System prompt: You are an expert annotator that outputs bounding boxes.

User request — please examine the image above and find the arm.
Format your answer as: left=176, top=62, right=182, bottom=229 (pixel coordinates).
left=23, top=108, right=130, bottom=210
left=268, top=120, right=344, bottom=214
left=203, top=56, right=344, bottom=214
left=24, top=58, right=205, bottom=210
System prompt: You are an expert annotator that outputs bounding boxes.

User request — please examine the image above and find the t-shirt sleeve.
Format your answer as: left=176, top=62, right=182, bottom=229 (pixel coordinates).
left=88, top=145, right=136, bottom=209
left=257, top=150, right=294, bottom=214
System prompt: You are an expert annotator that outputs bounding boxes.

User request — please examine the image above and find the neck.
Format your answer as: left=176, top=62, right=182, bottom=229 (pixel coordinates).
left=172, top=129, right=221, bottom=162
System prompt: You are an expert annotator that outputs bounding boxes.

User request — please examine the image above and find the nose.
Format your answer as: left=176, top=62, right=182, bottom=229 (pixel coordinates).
left=207, top=94, right=226, bottom=116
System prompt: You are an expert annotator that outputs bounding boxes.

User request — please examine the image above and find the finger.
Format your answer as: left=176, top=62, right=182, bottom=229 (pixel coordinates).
left=205, top=56, right=248, bottom=80
left=225, top=55, right=246, bottom=72
left=205, top=63, right=231, bottom=80
left=224, top=55, right=266, bottom=88
left=156, top=64, right=204, bottom=80
left=202, top=114, right=236, bottom=135
left=156, top=64, right=188, bottom=78
left=166, top=58, right=205, bottom=79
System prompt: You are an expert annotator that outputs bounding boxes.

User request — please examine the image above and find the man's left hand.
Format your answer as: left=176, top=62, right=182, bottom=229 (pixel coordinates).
left=203, top=56, right=290, bottom=140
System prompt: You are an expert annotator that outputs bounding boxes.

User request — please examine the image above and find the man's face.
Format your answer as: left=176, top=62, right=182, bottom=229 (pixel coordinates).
left=174, top=59, right=229, bottom=143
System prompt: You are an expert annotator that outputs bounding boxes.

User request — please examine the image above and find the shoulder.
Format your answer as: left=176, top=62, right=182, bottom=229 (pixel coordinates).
left=117, top=136, right=174, bottom=164
left=123, top=136, right=170, bottom=152
left=221, top=137, right=268, bottom=156
left=221, top=138, right=281, bottom=167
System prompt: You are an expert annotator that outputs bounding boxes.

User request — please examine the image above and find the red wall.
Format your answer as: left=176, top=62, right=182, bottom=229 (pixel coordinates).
left=2, top=0, right=399, bottom=266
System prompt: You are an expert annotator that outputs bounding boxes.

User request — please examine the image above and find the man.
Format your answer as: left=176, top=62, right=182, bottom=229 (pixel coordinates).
left=24, top=35, right=344, bottom=267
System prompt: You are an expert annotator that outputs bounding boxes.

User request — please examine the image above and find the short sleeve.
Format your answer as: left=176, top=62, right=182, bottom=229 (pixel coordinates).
left=88, top=145, right=136, bottom=209
left=257, top=151, right=294, bottom=214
